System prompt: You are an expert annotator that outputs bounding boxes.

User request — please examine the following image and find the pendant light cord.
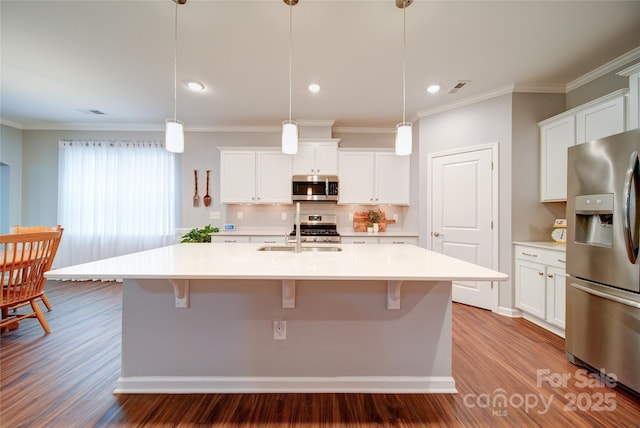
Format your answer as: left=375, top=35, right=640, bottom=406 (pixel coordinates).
left=288, top=1, right=293, bottom=123
left=173, top=0, right=178, bottom=122
left=402, top=4, right=406, bottom=125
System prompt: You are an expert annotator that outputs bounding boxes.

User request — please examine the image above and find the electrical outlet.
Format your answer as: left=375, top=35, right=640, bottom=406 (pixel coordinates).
left=393, top=214, right=399, bottom=221
left=282, top=212, right=287, bottom=220
left=237, top=212, right=243, bottom=220
left=273, top=320, right=287, bottom=340
left=349, top=213, right=354, bottom=221
left=210, top=211, right=220, bottom=220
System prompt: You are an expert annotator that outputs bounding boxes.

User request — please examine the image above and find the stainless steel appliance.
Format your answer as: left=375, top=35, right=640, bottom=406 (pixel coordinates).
left=292, top=175, right=339, bottom=202
left=566, top=128, right=640, bottom=396
left=289, top=214, right=341, bottom=243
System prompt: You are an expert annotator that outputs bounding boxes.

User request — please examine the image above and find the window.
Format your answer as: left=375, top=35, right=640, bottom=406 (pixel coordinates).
left=57, top=140, right=177, bottom=267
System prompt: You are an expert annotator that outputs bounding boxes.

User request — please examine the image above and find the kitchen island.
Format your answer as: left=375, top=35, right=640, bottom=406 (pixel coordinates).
left=45, top=243, right=507, bottom=394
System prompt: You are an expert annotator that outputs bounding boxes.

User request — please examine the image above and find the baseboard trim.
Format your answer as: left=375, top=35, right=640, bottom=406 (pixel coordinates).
left=114, top=375, right=457, bottom=394
left=497, top=306, right=523, bottom=317
left=522, top=313, right=565, bottom=338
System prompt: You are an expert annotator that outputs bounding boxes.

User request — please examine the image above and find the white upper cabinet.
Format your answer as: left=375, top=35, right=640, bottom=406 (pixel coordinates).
left=293, top=141, right=338, bottom=175
left=540, top=115, right=575, bottom=202
left=618, top=62, right=640, bottom=131
left=338, top=150, right=410, bottom=205
left=575, top=91, right=626, bottom=144
left=220, top=149, right=292, bottom=204
left=539, top=89, right=628, bottom=202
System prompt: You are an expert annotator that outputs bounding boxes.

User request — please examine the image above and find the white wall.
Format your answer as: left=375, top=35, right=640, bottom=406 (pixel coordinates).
left=0, top=124, right=23, bottom=234
left=418, top=94, right=514, bottom=309
left=20, top=128, right=416, bottom=235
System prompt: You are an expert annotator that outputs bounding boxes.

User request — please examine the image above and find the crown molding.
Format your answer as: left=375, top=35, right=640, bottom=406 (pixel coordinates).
left=617, top=61, right=640, bottom=77
left=512, top=83, right=566, bottom=93
left=334, top=127, right=395, bottom=134
left=566, top=46, right=640, bottom=92
left=0, top=118, right=24, bottom=129
left=417, top=84, right=516, bottom=118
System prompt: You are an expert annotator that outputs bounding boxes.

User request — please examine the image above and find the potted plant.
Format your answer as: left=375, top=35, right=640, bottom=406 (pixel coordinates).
left=366, top=221, right=374, bottom=233
left=368, top=209, right=383, bottom=233
left=180, top=224, right=220, bottom=243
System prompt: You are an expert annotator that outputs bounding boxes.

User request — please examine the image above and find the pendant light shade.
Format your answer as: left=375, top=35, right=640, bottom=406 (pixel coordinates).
left=395, top=122, right=412, bottom=156
left=165, top=0, right=185, bottom=153
left=282, top=120, right=298, bottom=155
left=282, top=0, right=298, bottom=155
left=395, top=0, right=412, bottom=156
left=165, top=119, right=184, bottom=153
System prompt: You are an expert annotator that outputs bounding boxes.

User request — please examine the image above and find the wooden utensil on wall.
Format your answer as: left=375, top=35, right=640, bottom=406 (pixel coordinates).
left=193, top=170, right=200, bottom=207
left=204, top=170, right=212, bottom=207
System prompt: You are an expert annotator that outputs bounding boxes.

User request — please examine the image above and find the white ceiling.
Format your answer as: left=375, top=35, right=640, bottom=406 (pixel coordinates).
left=2, top=0, right=640, bottom=131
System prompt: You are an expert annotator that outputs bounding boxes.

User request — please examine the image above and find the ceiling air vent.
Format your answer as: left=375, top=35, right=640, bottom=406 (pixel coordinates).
left=448, top=80, right=470, bottom=95
left=77, top=108, right=106, bottom=115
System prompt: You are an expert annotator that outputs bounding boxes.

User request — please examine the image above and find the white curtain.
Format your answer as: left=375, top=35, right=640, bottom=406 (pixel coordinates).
left=57, top=140, right=177, bottom=267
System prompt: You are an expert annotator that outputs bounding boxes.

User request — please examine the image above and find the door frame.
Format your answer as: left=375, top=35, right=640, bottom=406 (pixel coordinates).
left=426, top=142, right=500, bottom=312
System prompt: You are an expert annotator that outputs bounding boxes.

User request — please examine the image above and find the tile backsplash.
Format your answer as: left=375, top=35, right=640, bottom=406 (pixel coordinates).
left=224, top=203, right=408, bottom=233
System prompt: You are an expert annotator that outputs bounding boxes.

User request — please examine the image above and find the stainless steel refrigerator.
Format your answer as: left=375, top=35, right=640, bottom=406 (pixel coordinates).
left=566, top=128, right=640, bottom=395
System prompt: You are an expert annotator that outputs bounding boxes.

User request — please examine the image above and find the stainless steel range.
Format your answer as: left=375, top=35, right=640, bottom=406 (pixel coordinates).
left=290, top=214, right=341, bottom=243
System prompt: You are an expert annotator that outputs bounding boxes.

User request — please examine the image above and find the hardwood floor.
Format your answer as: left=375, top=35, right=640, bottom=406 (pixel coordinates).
left=1, top=280, right=639, bottom=427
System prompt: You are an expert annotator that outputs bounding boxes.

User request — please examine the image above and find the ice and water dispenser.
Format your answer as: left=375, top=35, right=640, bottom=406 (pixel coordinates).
left=573, top=194, right=614, bottom=247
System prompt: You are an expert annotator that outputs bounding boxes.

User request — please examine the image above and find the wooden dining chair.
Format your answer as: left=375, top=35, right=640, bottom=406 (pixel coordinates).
left=11, top=225, right=63, bottom=312
left=1, top=230, right=63, bottom=334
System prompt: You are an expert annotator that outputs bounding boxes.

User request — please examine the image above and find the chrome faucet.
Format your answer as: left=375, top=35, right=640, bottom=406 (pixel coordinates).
left=294, top=202, right=302, bottom=253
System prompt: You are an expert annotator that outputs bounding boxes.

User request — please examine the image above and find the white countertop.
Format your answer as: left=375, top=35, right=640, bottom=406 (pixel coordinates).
left=513, top=241, right=566, bottom=251
left=209, top=229, right=418, bottom=237
left=46, top=243, right=507, bottom=282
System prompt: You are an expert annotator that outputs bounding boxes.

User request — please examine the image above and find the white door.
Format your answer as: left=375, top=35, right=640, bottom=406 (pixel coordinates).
left=430, top=146, right=496, bottom=310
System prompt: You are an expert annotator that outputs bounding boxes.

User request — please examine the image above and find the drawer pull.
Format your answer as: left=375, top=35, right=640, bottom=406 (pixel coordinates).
left=393, top=241, right=404, bottom=244
left=353, top=241, right=366, bottom=244
left=522, top=252, right=538, bottom=257
left=558, top=259, right=566, bottom=263
left=224, top=240, right=236, bottom=243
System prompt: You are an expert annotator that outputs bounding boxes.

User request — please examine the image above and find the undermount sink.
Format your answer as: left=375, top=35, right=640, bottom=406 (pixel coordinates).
left=257, top=245, right=342, bottom=252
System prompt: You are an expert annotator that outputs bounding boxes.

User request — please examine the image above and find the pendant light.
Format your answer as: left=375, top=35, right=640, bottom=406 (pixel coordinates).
left=282, top=0, right=299, bottom=155
left=395, top=0, right=412, bottom=156
left=165, top=0, right=186, bottom=153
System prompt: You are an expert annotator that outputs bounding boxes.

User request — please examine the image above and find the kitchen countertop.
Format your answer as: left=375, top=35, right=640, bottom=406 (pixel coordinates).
left=208, top=229, right=418, bottom=237
left=46, top=243, right=507, bottom=282
left=513, top=241, right=566, bottom=251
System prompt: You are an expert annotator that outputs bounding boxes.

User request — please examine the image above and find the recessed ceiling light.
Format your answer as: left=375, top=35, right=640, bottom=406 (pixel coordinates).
left=186, top=81, right=205, bottom=92
left=308, top=83, right=321, bottom=93
left=427, top=84, right=441, bottom=94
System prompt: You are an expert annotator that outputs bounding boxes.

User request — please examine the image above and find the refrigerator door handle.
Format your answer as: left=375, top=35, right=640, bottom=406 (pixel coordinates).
left=569, top=282, right=640, bottom=309
left=623, top=150, right=639, bottom=264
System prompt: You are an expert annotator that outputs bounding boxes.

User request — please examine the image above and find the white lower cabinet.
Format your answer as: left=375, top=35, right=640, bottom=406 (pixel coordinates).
left=211, top=235, right=251, bottom=244
left=342, top=236, right=418, bottom=245
left=514, top=243, right=566, bottom=335
left=378, top=236, right=418, bottom=245
left=342, top=236, right=379, bottom=245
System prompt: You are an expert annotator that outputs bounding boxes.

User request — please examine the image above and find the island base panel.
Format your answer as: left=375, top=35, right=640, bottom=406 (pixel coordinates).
left=118, top=278, right=454, bottom=394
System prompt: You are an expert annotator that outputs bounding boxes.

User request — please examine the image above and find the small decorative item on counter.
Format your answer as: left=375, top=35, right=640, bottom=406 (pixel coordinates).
left=366, top=221, right=374, bottom=233
left=368, top=209, right=383, bottom=233
left=353, top=210, right=396, bottom=232
left=180, top=224, right=220, bottom=243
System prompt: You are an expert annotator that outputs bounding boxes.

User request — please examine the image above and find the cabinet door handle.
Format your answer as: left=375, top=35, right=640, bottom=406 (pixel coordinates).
left=558, top=259, right=566, bottom=263
left=538, top=272, right=544, bottom=276
left=522, top=252, right=538, bottom=257
left=433, top=232, right=440, bottom=237
left=548, top=274, right=554, bottom=278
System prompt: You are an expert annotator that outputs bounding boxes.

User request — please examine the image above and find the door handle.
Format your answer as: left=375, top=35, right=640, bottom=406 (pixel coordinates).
left=623, top=150, right=639, bottom=264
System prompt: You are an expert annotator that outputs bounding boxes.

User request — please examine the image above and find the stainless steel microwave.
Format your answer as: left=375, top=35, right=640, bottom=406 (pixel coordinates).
left=292, top=175, right=339, bottom=202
